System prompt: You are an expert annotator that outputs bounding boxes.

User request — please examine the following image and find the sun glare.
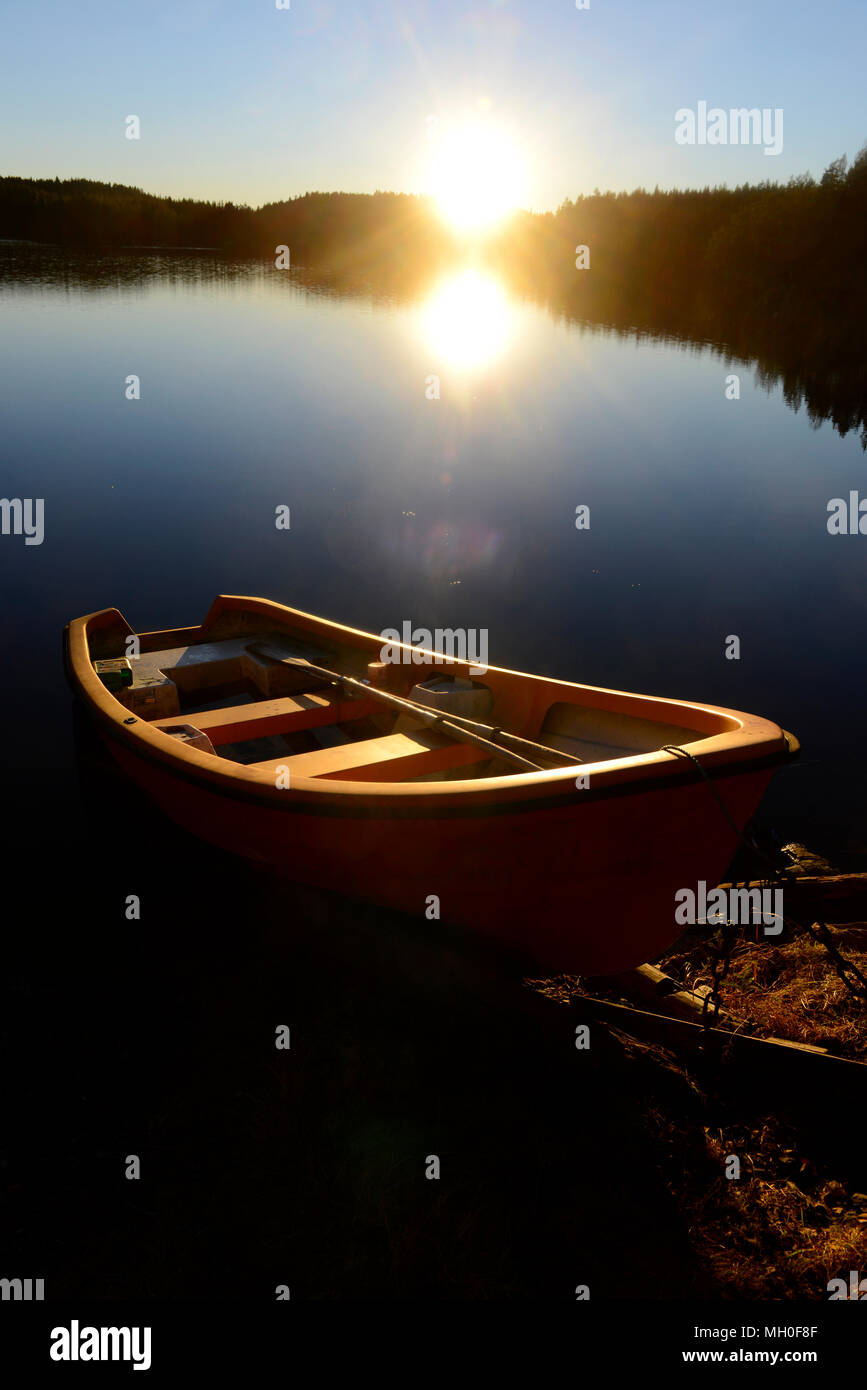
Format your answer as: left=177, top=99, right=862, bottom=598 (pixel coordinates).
left=428, top=120, right=524, bottom=233
left=420, top=269, right=512, bottom=371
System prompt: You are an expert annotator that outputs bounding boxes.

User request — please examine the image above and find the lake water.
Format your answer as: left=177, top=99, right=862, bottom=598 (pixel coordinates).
left=4, top=242, right=865, bottom=1299
left=2, top=244, right=865, bottom=853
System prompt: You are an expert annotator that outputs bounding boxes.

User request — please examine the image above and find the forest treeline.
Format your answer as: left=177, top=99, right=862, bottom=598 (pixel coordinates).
left=0, top=177, right=456, bottom=274
left=3, top=151, right=867, bottom=312
left=489, top=148, right=867, bottom=445
left=2, top=155, right=866, bottom=441
left=493, top=146, right=867, bottom=328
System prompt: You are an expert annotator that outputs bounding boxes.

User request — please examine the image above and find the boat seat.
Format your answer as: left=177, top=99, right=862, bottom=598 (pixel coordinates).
left=539, top=702, right=699, bottom=762
left=128, top=633, right=281, bottom=687
left=152, top=692, right=380, bottom=748
left=112, top=631, right=338, bottom=715
left=250, top=730, right=490, bottom=782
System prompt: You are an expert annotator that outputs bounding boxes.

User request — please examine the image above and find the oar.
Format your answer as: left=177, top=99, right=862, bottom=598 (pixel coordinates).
left=247, top=644, right=582, bottom=772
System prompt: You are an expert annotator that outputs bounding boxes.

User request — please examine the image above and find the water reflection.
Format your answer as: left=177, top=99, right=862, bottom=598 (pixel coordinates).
left=419, top=268, right=513, bottom=372
left=0, top=241, right=864, bottom=444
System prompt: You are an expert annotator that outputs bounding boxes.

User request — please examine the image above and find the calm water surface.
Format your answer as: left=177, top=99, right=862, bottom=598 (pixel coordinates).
left=2, top=246, right=864, bottom=849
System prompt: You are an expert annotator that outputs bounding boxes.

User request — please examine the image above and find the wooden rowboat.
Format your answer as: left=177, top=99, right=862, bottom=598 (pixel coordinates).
left=64, top=594, right=798, bottom=973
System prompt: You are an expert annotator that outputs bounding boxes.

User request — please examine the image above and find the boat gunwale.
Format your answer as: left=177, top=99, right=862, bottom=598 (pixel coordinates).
left=64, top=595, right=799, bottom=812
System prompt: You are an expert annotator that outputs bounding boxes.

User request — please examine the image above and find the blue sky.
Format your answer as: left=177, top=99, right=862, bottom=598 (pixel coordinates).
left=1, top=0, right=865, bottom=209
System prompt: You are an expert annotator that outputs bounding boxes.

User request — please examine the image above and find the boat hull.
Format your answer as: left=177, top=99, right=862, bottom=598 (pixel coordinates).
left=100, top=724, right=772, bottom=974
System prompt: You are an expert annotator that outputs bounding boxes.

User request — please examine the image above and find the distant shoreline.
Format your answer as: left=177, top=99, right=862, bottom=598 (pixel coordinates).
left=0, top=238, right=223, bottom=251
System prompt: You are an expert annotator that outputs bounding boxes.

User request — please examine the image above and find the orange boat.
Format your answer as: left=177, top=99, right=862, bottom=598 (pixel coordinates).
left=64, top=594, right=798, bottom=974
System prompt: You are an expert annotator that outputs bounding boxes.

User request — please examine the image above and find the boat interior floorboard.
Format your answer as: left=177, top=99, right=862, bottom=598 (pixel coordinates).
left=218, top=716, right=383, bottom=766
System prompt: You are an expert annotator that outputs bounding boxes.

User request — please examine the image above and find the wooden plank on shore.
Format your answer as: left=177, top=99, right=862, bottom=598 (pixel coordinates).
left=606, top=963, right=732, bottom=1024
left=713, top=875, right=867, bottom=924
left=571, top=994, right=867, bottom=1086
left=719, top=874, right=867, bottom=897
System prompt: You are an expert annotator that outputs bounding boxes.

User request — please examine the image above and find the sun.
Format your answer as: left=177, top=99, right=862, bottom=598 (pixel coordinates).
left=428, top=119, right=524, bottom=233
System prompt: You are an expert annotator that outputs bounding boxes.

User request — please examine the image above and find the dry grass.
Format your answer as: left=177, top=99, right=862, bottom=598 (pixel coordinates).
left=658, top=923, right=867, bottom=1058
left=530, top=912, right=867, bottom=1300
left=650, top=1112, right=867, bottom=1299
left=651, top=899, right=867, bottom=1294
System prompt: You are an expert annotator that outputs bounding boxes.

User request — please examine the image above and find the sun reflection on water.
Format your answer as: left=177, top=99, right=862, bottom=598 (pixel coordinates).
left=420, top=268, right=513, bottom=372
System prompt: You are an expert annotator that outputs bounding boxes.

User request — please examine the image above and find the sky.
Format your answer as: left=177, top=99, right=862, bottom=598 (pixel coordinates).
left=1, top=0, right=865, bottom=211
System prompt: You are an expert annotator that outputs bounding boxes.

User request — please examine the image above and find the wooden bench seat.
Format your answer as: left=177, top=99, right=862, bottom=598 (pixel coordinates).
left=251, top=730, right=491, bottom=782
left=120, top=632, right=340, bottom=714
left=152, top=693, right=380, bottom=748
